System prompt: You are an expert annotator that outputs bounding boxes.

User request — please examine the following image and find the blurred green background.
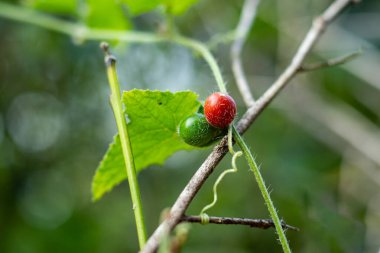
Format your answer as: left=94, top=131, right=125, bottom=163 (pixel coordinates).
left=1, top=0, right=380, bottom=252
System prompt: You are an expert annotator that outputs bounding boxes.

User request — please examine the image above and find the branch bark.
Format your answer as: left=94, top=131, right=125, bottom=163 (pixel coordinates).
left=140, top=1, right=359, bottom=252
left=299, top=50, right=361, bottom=72
left=231, top=0, right=260, bottom=106
left=181, top=215, right=300, bottom=231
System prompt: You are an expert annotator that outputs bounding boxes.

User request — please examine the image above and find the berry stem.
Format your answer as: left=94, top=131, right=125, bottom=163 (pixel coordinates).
left=102, top=44, right=147, bottom=249
left=232, top=126, right=291, bottom=253
left=171, top=35, right=227, bottom=94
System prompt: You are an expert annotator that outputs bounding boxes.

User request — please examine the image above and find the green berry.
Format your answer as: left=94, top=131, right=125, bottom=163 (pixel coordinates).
left=178, top=113, right=226, bottom=147
left=197, top=104, right=204, bottom=114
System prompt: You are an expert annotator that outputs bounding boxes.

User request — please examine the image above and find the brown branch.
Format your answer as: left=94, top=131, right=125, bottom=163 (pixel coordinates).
left=180, top=215, right=300, bottom=231
left=231, top=0, right=260, bottom=107
left=236, top=0, right=358, bottom=133
left=140, top=1, right=359, bottom=252
left=299, top=50, right=361, bottom=72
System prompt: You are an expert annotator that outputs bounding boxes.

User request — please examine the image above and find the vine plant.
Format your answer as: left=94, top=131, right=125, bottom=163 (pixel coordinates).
left=0, top=0, right=361, bottom=252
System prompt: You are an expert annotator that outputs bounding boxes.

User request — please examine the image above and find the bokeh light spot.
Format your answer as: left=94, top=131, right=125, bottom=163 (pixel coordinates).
left=18, top=170, right=75, bottom=230
left=6, top=92, right=65, bottom=153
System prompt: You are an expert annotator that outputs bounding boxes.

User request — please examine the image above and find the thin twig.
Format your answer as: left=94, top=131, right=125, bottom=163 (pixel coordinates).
left=236, top=0, right=357, bottom=133
left=140, top=1, right=358, bottom=252
left=231, top=0, right=260, bottom=106
left=299, top=50, right=361, bottom=72
left=181, top=215, right=300, bottom=231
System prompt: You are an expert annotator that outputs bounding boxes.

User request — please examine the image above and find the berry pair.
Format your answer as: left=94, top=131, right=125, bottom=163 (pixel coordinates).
left=179, top=92, right=237, bottom=147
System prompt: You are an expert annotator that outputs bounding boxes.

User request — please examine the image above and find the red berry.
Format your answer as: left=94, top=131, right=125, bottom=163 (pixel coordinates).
left=204, top=92, right=237, bottom=128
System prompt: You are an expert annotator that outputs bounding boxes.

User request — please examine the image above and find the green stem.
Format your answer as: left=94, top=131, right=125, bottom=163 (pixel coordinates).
left=232, top=126, right=291, bottom=253
left=0, top=2, right=227, bottom=95
left=0, top=2, right=163, bottom=43
left=104, top=51, right=147, bottom=249
left=164, top=9, right=176, bottom=36
left=206, top=30, right=236, bottom=50
left=170, top=35, right=227, bottom=94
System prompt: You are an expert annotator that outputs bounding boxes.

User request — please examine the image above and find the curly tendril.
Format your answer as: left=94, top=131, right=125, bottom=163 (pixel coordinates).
left=199, top=126, right=243, bottom=222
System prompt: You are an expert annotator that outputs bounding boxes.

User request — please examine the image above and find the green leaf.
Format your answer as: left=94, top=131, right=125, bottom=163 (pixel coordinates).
left=91, top=135, right=125, bottom=201
left=24, top=0, right=77, bottom=15
left=92, top=90, right=201, bottom=201
left=85, top=0, right=132, bottom=30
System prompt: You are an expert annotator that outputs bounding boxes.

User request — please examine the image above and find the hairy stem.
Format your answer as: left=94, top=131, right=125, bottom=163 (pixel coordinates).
left=102, top=45, right=147, bottom=249
left=232, top=126, right=291, bottom=253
